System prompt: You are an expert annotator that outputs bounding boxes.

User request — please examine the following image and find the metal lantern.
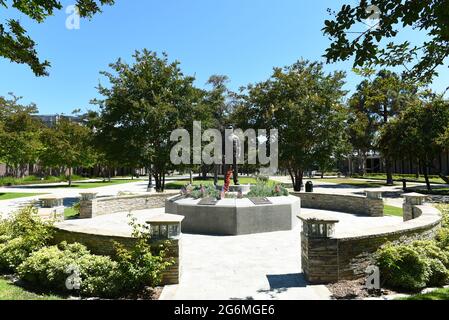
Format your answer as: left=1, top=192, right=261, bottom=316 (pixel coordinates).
left=147, top=214, right=184, bottom=240
left=298, top=213, right=339, bottom=238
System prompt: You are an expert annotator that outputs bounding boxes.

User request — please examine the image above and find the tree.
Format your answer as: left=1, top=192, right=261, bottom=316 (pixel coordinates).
left=349, top=70, right=417, bottom=184
left=92, top=50, right=201, bottom=192
left=346, top=108, right=375, bottom=175
left=201, top=75, right=234, bottom=182
left=0, top=94, right=42, bottom=177
left=1, top=0, right=114, bottom=76
left=379, top=93, right=449, bottom=191
left=242, top=60, right=348, bottom=191
left=323, top=0, right=449, bottom=84
left=39, top=117, right=96, bottom=186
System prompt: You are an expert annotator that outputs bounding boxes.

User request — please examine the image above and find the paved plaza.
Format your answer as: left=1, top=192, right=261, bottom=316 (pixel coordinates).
left=0, top=176, right=436, bottom=300
left=56, top=206, right=402, bottom=300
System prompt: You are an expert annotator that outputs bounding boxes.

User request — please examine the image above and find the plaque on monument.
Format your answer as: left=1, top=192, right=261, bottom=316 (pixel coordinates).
left=169, top=195, right=185, bottom=202
left=248, top=197, right=272, bottom=205
left=198, top=197, right=219, bottom=206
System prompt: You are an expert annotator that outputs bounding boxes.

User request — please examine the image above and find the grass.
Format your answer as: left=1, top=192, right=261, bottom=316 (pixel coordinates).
left=401, top=287, right=449, bottom=300
left=70, top=179, right=137, bottom=189
left=0, top=175, right=87, bottom=187
left=0, top=278, right=62, bottom=300
left=354, top=173, right=446, bottom=184
left=165, top=177, right=270, bottom=189
left=0, top=193, right=45, bottom=201
left=384, top=204, right=404, bottom=217
left=19, top=179, right=139, bottom=190
left=316, top=178, right=392, bottom=188
left=406, top=187, right=449, bottom=196
left=64, top=207, right=79, bottom=219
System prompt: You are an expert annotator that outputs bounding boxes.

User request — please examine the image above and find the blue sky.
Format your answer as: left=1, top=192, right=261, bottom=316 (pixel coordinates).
left=1, top=0, right=448, bottom=115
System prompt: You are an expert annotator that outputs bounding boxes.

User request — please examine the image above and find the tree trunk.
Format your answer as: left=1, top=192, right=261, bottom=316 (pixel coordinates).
left=147, top=169, right=153, bottom=188
left=289, top=168, right=303, bottom=192
left=189, top=169, right=193, bottom=185
left=423, top=165, right=432, bottom=191
left=385, top=158, right=394, bottom=186
left=68, top=167, right=72, bottom=187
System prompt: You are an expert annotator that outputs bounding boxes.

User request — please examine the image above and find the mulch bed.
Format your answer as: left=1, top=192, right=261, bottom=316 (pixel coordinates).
left=327, top=279, right=396, bottom=300
left=122, top=286, right=163, bottom=300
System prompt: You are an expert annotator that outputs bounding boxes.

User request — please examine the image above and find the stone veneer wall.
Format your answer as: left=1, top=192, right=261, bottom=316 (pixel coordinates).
left=80, top=192, right=177, bottom=218
left=302, top=205, right=442, bottom=283
left=52, top=228, right=181, bottom=285
left=291, top=192, right=384, bottom=217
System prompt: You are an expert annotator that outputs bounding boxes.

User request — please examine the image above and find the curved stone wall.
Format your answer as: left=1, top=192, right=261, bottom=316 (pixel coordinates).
left=290, top=192, right=384, bottom=217
left=52, top=226, right=181, bottom=285
left=301, top=204, right=442, bottom=283
left=80, top=192, right=178, bottom=218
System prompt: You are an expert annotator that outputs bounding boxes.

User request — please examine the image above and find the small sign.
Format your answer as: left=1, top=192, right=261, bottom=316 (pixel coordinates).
left=248, top=197, right=272, bottom=205
left=198, top=197, right=218, bottom=206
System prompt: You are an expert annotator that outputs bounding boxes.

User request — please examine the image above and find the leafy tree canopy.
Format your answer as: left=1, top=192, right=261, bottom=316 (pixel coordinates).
left=91, top=50, right=202, bottom=191
left=323, top=0, right=449, bottom=84
left=239, top=60, right=348, bottom=191
left=0, top=0, right=114, bottom=76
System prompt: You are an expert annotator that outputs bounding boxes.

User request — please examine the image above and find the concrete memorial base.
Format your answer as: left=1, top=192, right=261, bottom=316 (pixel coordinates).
left=165, top=195, right=300, bottom=236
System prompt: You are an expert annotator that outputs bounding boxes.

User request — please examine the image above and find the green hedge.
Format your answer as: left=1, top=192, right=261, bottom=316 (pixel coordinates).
left=0, top=175, right=86, bottom=187
left=0, top=207, right=53, bottom=272
left=0, top=207, right=173, bottom=298
left=375, top=206, right=449, bottom=292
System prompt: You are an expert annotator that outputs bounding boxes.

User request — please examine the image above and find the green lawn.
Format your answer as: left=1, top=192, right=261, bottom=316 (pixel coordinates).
left=384, top=204, right=404, bottom=217
left=316, top=178, right=392, bottom=188
left=165, top=177, right=268, bottom=189
left=70, top=179, right=138, bottom=189
left=64, top=207, right=79, bottom=219
left=0, top=278, right=62, bottom=300
left=0, top=175, right=88, bottom=187
left=355, top=174, right=446, bottom=184
left=401, top=287, right=449, bottom=300
left=0, top=193, right=45, bottom=201
left=23, top=179, right=140, bottom=190
left=407, top=187, right=449, bottom=196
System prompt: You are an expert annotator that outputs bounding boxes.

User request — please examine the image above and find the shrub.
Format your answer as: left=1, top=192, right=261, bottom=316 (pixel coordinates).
left=18, top=215, right=173, bottom=298
left=112, top=215, right=173, bottom=294
left=376, top=243, right=430, bottom=292
left=0, top=206, right=53, bottom=272
left=426, top=258, right=449, bottom=287
left=436, top=228, right=449, bottom=249
left=412, top=240, right=449, bottom=267
left=188, top=184, right=220, bottom=199
left=376, top=240, right=449, bottom=291
left=247, top=182, right=289, bottom=197
left=435, top=205, right=449, bottom=249
left=436, top=204, right=449, bottom=229
left=18, top=242, right=121, bottom=297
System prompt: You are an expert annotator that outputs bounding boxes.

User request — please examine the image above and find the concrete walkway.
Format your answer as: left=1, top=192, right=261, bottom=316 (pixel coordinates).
left=164, top=224, right=331, bottom=300
left=55, top=206, right=402, bottom=300
left=160, top=208, right=402, bottom=300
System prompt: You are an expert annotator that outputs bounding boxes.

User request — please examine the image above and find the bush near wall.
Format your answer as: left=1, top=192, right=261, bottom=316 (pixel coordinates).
left=0, top=207, right=173, bottom=298
left=375, top=205, right=449, bottom=292
left=0, top=207, right=53, bottom=272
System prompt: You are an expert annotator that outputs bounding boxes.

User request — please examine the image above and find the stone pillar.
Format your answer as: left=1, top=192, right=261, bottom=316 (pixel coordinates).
left=403, top=193, right=427, bottom=222
left=147, top=214, right=184, bottom=285
left=38, top=195, right=65, bottom=221
left=365, top=190, right=384, bottom=217
left=79, top=192, right=98, bottom=219
left=298, top=213, right=339, bottom=284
